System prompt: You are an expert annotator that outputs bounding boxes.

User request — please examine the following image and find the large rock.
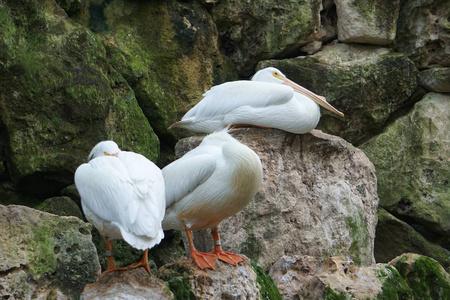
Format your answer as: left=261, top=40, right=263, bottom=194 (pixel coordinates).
left=0, top=0, right=159, bottom=196
left=210, top=0, right=324, bottom=75
left=395, top=0, right=450, bottom=68
left=375, top=208, right=450, bottom=269
left=82, top=0, right=236, bottom=152
left=420, top=67, right=450, bottom=92
left=269, top=255, right=412, bottom=299
left=175, top=128, right=378, bottom=270
left=156, top=258, right=280, bottom=299
left=360, top=93, right=450, bottom=247
left=389, top=253, right=450, bottom=299
left=81, top=269, right=173, bottom=300
left=0, top=205, right=100, bottom=299
left=335, top=0, right=400, bottom=45
left=258, top=44, right=420, bottom=145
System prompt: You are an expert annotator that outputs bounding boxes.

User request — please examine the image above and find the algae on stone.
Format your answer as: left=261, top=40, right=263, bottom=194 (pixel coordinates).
left=0, top=0, right=159, bottom=197
left=258, top=44, right=419, bottom=145
left=360, top=93, right=450, bottom=246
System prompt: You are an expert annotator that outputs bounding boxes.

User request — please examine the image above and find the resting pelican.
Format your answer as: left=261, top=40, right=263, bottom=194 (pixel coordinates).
left=162, top=129, right=263, bottom=269
left=170, top=67, right=344, bottom=134
left=74, top=141, right=165, bottom=275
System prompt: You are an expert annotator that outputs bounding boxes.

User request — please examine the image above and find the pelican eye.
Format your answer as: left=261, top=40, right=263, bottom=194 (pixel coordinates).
left=104, top=151, right=110, bottom=156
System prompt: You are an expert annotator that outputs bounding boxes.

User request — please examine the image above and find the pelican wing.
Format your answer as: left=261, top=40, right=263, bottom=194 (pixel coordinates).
left=118, top=151, right=166, bottom=236
left=181, top=81, right=294, bottom=122
left=162, top=152, right=217, bottom=208
left=75, top=156, right=163, bottom=246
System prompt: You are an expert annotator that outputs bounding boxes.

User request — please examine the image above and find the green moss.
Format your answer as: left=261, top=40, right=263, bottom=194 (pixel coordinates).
left=157, top=264, right=197, bottom=300
left=345, top=216, right=370, bottom=266
left=250, top=261, right=282, bottom=300
left=325, top=286, right=348, bottom=300
left=397, top=256, right=450, bottom=300
left=375, top=265, right=412, bottom=299
left=28, top=226, right=57, bottom=280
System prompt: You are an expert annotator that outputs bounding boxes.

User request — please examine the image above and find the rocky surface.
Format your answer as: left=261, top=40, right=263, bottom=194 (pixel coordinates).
left=0, top=205, right=100, bottom=299
left=81, top=269, right=173, bottom=300
left=156, top=258, right=271, bottom=300
left=269, top=255, right=411, bottom=299
left=360, top=93, right=450, bottom=250
left=270, top=253, right=450, bottom=300
left=390, top=253, right=450, bottom=299
left=395, top=0, right=450, bottom=68
left=335, top=0, right=400, bottom=45
left=375, top=208, right=450, bottom=269
left=175, top=128, right=378, bottom=270
left=0, top=0, right=159, bottom=197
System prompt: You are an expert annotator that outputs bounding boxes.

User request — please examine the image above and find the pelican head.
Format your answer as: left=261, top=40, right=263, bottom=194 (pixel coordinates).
left=87, top=140, right=121, bottom=162
left=252, top=67, right=344, bottom=117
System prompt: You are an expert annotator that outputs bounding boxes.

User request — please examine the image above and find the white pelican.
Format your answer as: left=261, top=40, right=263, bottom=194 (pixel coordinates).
left=162, top=129, right=263, bottom=269
left=74, top=141, right=165, bottom=275
left=170, top=67, right=344, bottom=134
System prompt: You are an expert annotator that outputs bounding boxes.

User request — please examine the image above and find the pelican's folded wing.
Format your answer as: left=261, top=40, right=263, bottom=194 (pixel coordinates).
left=181, top=81, right=294, bottom=122
left=162, top=153, right=216, bottom=209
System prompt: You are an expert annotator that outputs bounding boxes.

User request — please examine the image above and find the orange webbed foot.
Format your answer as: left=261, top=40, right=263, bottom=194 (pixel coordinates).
left=215, top=250, right=245, bottom=266
left=191, top=250, right=217, bottom=270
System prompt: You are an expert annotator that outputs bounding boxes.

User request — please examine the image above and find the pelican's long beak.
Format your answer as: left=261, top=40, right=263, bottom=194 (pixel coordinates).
left=283, top=78, right=344, bottom=117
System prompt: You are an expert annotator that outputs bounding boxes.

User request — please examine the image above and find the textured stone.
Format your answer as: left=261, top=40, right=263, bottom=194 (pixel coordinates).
left=81, top=269, right=173, bottom=300
left=210, top=0, right=323, bottom=75
left=157, top=258, right=264, bottom=299
left=395, top=0, right=450, bottom=68
left=258, top=44, right=420, bottom=145
left=269, top=255, right=411, bottom=300
left=37, top=196, right=83, bottom=219
left=335, top=0, right=400, bottom=45
left=0, top=0, right=159, bottom=196
left=79, top=0, right=236, bottom=156
left=375, top=208, right=450, bottom=269
left=360, top=93, right=450, bottom=244
left=175, top=128, right=378, bottom=270
left=389, top=253, right=450, bottom=300
left=420, top=67, right=450, bottom=92
left=0, top=204, right=100, bottom=299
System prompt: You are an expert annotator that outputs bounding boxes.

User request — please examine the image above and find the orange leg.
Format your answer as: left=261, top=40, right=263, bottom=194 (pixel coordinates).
left=124, top=249, right=152, bottom=276
left=211, top=227, right=245, bottom=266
left=102, top=238, right=151, bottom=276
left=102, top=238, right=129, bottom=275
left=185, top=225, right=217, bottom=270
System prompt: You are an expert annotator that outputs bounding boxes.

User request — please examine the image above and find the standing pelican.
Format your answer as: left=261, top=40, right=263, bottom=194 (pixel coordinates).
left=75, top=141, right=165, bottom=275
left=170, top=67, right=344, bottom=134
left=162, top=129, right=263, bottom=269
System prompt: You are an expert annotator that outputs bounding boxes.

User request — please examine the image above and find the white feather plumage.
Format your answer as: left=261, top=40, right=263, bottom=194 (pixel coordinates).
left=75, top=141, right=165, bottom=251
left=162, top=129, right=263, bottom=231
left=171, top=67, right=343, bottom=134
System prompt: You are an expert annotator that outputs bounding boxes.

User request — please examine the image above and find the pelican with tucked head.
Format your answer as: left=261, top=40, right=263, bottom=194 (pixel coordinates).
left=75, top=141, right=165, bottom=275
left=162, top=129, right=263, bottom=269
left=170, top=67, right=344, bottom=134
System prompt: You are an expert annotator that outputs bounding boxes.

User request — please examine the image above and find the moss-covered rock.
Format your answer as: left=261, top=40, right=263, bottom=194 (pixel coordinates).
left=395, top=0, right=450, bottom=68
left=210, top=0, right=323, bottom=75
left=0, top=204, right=100, bottom=299
left=360, top=93, right=450, bottom=247
left=157, top=258, right=262, bottom=299
left=251, top=261, right=282, bottom=300
left=258, top=44, right=420, bottom=145
left=77, top=0, right=236, bottom=161
left=37, top=196, right=83, bottom=219
left=375, top=208, right=450, bottom=269
left=389, top=253, right=450, bottom=300
left=0, top=0, right=159, bottom=197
